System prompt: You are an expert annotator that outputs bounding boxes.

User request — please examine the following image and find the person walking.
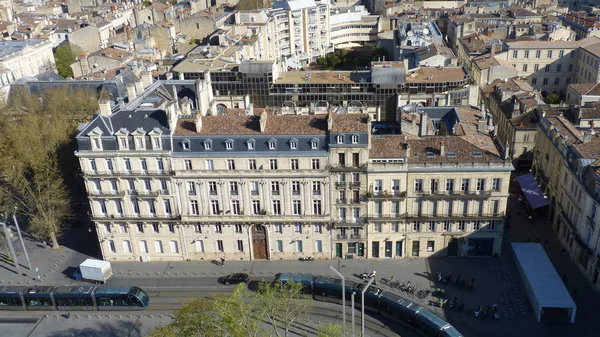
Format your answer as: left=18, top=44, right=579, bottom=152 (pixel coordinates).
left=221, top=257, right=225, bottom=267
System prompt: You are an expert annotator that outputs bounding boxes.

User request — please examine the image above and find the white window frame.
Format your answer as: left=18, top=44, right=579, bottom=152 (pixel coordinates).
left=337, top=135, right=343, bottom=144
left=247, top=139, right=255, bottom=150
left=268, top=139, right=277, bottom=150
left=203, top=140, right=212, bottom=150
left=351, top=134, right=358, bottom=144
left=135, top=136, right=145, bottom=150
left=225, top=139, right=234, bottom=150
left=290, top=139, right=298, bottom=150
left=311, top=139, right=319, bottom=149
left=182, top=140, right=190, bottom=151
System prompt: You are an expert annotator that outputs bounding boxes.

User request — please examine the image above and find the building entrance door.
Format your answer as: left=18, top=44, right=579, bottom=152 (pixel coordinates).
left=447, top=238, right=458, bottom=257
left=357, top=243, right=364, bottom=257
left=385, top=241, right=392, bottom=258
left=335, top=243, right=342, bottom=258
left=251, top=224, right=268, bottom=260
left=372, top=241, right=380, bottom=258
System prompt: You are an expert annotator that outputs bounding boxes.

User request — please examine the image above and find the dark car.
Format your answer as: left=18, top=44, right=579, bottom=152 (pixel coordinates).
left=222, top=273, right=249, bottom=285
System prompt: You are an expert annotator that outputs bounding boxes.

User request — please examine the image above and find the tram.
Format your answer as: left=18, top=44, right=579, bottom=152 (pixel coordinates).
left=273, top=273, right=463, bottom=337
left=0, top=285, right=149, bottom=311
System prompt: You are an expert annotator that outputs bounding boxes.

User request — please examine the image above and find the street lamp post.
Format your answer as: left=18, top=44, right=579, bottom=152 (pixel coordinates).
left=13, top=210, right=31, bottom=270
left=361, top=277, right=374, bottom=337
left=351, top=291, right=356, bottom=336
left=0, top=213, right=20, bottom=275
left=329, top=265, right=346, bottom=330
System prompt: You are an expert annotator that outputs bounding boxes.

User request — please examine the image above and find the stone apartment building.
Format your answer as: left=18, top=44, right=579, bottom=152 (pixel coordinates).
left=533, top=112, right=600, bottom=292
left=481, top=78, right=542, bottom=168
left=75, top=66, right=512, bottom=262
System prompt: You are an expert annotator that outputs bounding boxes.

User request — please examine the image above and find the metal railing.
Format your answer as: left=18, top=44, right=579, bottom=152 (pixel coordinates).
left=329, top=164, right=368, bottom=172
left=88, top=190, right=125, bottom=197
left=367, top=191, right=407, bottom=200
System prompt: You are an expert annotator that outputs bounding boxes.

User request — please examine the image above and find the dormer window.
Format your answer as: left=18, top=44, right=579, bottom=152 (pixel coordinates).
left=92, top=137, right=101, bottom=150
left=225, top=139, right=234, bottom=150
left=119, top=137, right=128, bottom=150
left=290, top=138, right=298, bottom=150
left=247, top=139, right=255, bottom=150
left=182, top=140, right=190, bottom=151
left=204, top=139, right=212, bottom=150
left=337, top=135, right=344, bottom=144
left=268, top=139, right=277, bottom=150
left=311, top=139, right=319, bottom=150
left=351, top=134, right=359, bottom=144
left=152, top=137, right=161, bottom=149
left=87, top=126, right=103, bottom=151
left=135, top=137, right=145, bottom=150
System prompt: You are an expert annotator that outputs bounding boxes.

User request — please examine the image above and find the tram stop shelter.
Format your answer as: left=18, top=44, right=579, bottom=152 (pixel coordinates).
left=511, top=243, right=577, bottom=323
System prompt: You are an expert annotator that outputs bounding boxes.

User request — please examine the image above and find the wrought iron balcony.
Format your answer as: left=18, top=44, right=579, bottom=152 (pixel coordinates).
left=92, top=213, right=181, bottom=221
left=367, top=191, right=406, bottom=200
left=87, top=190, right=125, bottom=198
left=417, top=190, right=492, bottom=199
left=335, top=182, right=347, bottom=188
left=129, top=190, right=159, bottom=198
left=349, top=182, right=362, bottom=188
left=328, top=164, right=367, bottom=172
left=367, top=213, right=405, bottom=220
left=332, top=219, right=366, bottom=227
left=336, top=234, right=363, bottom=240
left=405, top=212, right=505, bottom=220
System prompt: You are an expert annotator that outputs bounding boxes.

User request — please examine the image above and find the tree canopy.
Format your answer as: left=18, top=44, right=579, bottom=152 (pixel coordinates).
left=0, top=87, right=98, bottom=248
left=149, top=281, right=344, bottom=337
left=236, top=0, right=271, bottom=10
left=53, top=43, right=76, bottom=78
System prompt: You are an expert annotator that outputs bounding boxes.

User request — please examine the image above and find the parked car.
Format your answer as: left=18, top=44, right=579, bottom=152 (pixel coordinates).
left=222, top=273, right=249, bottom=285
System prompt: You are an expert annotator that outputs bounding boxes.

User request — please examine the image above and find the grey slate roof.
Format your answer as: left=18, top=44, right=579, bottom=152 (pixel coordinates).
left=371, top=67, right=406, bottom=84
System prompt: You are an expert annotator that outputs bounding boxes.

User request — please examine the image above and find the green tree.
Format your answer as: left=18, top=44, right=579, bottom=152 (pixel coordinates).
left=316, top=322, right=344, bottom=337
left=0, top=87, right=98, bottom=248
left=236, top=0, right=271, bottom=10
left=150, top=281, right=316, bottom=337
left=545, top=93, right=560, bottom=104
left=53, top=43, right=76, bottom=78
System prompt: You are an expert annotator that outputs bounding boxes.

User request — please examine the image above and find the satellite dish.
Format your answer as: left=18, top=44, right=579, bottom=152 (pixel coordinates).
left=423, top=28, right=430, bottom=36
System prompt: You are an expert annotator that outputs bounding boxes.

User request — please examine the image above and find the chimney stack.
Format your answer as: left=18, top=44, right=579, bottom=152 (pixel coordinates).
left=440, top=141, right=445, bottom=156
left=126, top=83, right=137, bottom=100
left=195, top=112, right=202, bottom=133
left=504, top=141, right=510, bottom=160
left=259, top=109, right=268, bottom=133
left=98, top=99, right=111, bottom=116
left=141, top=71, right=153, bottom=88
left=327, top=110, right=333, bottom=131
left=490, top=43, right=496, bottom=58
left=478, top=118, right=487, bottom=133
left=117, top=97, right=125, bottom=109
left=419, top=111, right=428, bottom=136
left=135, top=79, right=144, bottom=95
left=405, top=142, right=411, bottom=158
left=182, top=97, right=192, bottom=115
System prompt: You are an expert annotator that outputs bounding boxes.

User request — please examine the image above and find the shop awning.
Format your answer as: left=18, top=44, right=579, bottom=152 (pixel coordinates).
left=516, top=173, right=549, bottom=209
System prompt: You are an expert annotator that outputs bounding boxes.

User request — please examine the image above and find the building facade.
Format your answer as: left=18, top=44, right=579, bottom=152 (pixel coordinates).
left=0, top=39, right=55, bottom=81
left=75, top=74, right=512, bottom=262
left=533, top=113, right=600, bottom=292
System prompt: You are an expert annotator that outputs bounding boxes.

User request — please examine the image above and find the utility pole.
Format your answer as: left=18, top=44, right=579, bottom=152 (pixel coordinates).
left=329, top=265, right=346, bottom=330
left=13, top=210, right=31, bottom=270
left=351, top=291, right=356, bottom=336
left=361, top=277, right=374, bottom=337
left=1, top=213, right=20, bottom=275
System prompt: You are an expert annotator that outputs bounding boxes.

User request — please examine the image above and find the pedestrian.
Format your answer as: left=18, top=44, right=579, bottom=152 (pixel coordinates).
left=221, top=257, right=225, bottom=267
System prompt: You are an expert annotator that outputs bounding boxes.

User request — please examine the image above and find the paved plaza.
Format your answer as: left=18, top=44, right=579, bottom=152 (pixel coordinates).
left=2, top=180, right=600, bottom=337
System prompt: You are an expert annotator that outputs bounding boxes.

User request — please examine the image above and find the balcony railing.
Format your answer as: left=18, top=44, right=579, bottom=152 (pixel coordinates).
left=292, top=190, right=301, bottom=196
left=332, top=219, right=366, bottom=227
left=329, top=164, right=367, bottom=172
left=349, top=182, right=361, bottom=188
left=313, top=190, right=321, bottom=196
left=272, top=190, right=280, bottom=196
left=83, top=170, right=174, bottom=177
left=92, top=213, right=181, bottom=221
left=129, top=190, right=159, bottom=198
left=418, top=190, right=493, bottom=199
left=335, top=182, right=347, bottom=188
left=405, top=212, right=505, bottom=220
left=587, top=216, right=596, bottom=230
left=367, top=213, right=404, bottom=220
left=367, top=191, right=407, bottom=200
left=336, top=234, right=363, bottom=240
left=88, top=190, right=125, bottom=197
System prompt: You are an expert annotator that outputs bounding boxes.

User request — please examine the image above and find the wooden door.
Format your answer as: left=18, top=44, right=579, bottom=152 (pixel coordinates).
left=252, top=224, right=268, bottom=260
